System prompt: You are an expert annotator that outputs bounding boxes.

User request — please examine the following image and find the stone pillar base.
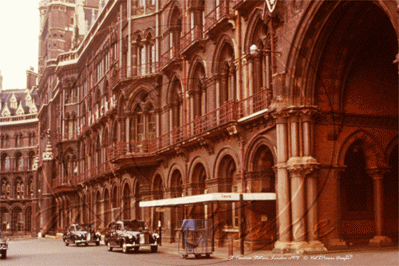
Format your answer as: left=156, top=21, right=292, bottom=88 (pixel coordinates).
left=273, top=240, right=327, bottom=254
left=368, top=235, right=392, bottom=247
left=327, top=238, right=347, bottom=250
left=296, top=240, right=328, bottom=254
left=273, top=241, right=295, bottom=253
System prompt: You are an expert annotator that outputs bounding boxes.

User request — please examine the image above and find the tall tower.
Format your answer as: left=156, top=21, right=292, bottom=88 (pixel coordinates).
left=36, top=0, right=101, bottom=237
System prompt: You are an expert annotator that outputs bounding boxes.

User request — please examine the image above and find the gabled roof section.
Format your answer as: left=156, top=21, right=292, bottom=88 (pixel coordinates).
left=0, top=87, right=39, bottom=117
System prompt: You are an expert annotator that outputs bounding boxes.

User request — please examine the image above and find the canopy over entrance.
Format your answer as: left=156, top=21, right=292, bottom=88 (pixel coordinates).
left=139, top=192, right=276, bottom=207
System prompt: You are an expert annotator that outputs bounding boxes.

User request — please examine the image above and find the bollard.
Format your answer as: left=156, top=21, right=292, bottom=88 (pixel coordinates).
left=158, top=226, right=162, bottom=246
left=228, top=236, right=233, bottom=258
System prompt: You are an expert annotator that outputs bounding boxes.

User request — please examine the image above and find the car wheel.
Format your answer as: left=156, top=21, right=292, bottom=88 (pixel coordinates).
left=122, top=241, right=129, bottom=253
left=65, top=241, right=69, bottom=246
left=96, top=241, right=100, bottom=246
left=107, top=242, right=113, bottom=252
left=1, top=250, right=6, bottom=259
left=134, top=246, right=139, bottom=252
left=85, top=242, right=88, bottom=246
left=151, top=246, right=158, bottom=253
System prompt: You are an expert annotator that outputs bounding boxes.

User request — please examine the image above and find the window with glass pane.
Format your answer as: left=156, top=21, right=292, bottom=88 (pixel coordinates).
left=135, top=113, right=144, bottom=141
left=148, top=111, right=156, bottom=140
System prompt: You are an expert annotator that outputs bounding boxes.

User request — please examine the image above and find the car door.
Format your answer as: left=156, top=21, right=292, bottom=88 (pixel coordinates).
left=115, top=223, right=123, bottom=247
left=107, top=223, right=117, bottom=246
left=66, top=226, right=74, bottom=243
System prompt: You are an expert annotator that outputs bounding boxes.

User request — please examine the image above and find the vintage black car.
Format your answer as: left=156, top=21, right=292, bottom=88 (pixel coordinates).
left=104, top=220, right=158, bottom=253
left=0, top=231, right=8, bottom=259
left=63, top=223, right=101, bottom=246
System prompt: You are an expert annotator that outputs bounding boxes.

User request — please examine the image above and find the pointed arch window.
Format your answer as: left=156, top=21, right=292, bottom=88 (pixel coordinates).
left=15, top=133, right=23, bottom=147
left=1, top=154, right=10, bottom=172
left=170, top=7, right=181, bottom=57
left=132, top=101, right=156, bottom=144
left=28, top=152, right=35, bottom=170
left=1, top=179, right=10, bottom=199
left=15, top=178, right=24, bottom=199
left=134, top=33, right=156, bottom=76
left=15, top=153, right=23, bottom=171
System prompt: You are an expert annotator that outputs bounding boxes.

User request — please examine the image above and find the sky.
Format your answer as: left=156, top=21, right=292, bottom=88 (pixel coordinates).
left=0, top=0, right=40, bottom=90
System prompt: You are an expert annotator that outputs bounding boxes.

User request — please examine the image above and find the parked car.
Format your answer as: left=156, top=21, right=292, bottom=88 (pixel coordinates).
left=63, top=223, right=101, bottom=246
left=104, top=220, right=159, bottom=253
left=0, top=231, right=8, bottom=259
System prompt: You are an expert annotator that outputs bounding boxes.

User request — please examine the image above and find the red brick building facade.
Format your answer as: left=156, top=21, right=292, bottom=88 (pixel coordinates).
left=0, top=69, right=39, bottom=236
left=37, top=0, right=398, bottom=252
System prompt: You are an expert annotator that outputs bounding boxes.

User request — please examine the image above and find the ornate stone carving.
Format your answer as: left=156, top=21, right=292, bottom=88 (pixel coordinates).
left=287, top=156, right=319, bottom=178
left=42, top=141, right=54, bottom=161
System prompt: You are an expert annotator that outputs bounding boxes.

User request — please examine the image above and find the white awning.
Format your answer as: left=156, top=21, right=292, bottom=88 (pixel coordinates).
left=139, top=192, right=276, bottom=207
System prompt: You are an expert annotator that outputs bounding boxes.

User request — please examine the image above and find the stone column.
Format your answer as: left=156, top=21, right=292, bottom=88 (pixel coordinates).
left=368, top=168, right=392, bottom=247
left=125, top=117, right=130, bottom=151
left=287, top=160, right=307, bottom=243
left=272, top=112, right=292, bottom=253
left=40, top=141, right=54, bottom=237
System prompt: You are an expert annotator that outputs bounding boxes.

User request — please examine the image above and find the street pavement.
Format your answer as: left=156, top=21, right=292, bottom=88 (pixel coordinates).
left=2, top=236, right=398, bottom=266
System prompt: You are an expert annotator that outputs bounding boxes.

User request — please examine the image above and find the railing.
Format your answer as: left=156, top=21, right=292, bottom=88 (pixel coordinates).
left=134, top=62, right=159, bottom=76
left=54, top=91, right=269, bottom=187
left=237, top=89, right=268, bottom=118
left=159, top=46, right=179, bottom=69
left=108, top=139, right=158, bottom=161
left=205, top=0, right=234, bottom=31
left=180, top=25, right=203, bottom=52
left=108, top=90, right=268, bottom=158
left=115, top=62, right=159, bottom=80
left=0, top=114, right=38, bottom=123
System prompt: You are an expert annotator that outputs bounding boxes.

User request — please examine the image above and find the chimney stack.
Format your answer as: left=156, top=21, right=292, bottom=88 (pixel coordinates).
left=26, top=67, right=38, bottom=90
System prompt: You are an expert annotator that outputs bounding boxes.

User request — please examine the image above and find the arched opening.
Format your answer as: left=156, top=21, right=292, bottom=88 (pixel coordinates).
left=95, top=191, right=102, bottom=229
left=189, top=63, right=206, bottom=123
left=122, top=184, right=131, bottom=220
left=104, top=189, right=111, bottom=227
left=251, top=146, right=275, bottom=192
left=169, top=78, right=183, bottom=140
left=82, top=194, right=88, bottom=224
left=246, top=145, right=276, bottom=247
left=25, top=207, right=32, bottom=233
left=153, top=175, right=164, bottom=231
left=12, top=207, right=24, bottom=234
left=134, top=182, right=141, bottom=220
left=340, top=140, right=374, bottom=239
left=111, top=186, right=119, bottom=220
left=0, top=207, right=10, bottom=232
left=216, top=155, right=237, bottom=244
left=216, top=43, right=235, bottom=106
left=170, top=170, right=183, bottom=242
left=189, top=164, right=206, bottom=220
left=302, top=1, right=398, bottom=245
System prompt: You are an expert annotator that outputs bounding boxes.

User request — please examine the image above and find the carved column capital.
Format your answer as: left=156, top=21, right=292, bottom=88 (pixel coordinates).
left=367, top=167, right=389, bottom=180
left=271, top=110, right=290, bottom=124
left=287, top=156, right=319, bottom=178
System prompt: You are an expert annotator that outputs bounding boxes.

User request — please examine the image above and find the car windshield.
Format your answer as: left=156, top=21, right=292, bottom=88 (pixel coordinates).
left=75, top=224, right=90, bottom=231
left=123, top=221, right=147, bottom=231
